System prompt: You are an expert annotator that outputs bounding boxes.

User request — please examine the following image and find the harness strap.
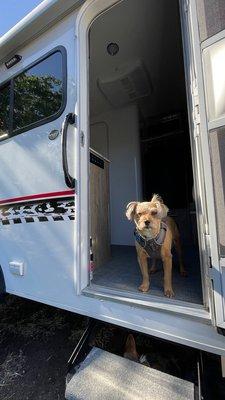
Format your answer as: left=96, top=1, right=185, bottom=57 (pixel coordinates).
left=134, top=221, right=167, bottom=257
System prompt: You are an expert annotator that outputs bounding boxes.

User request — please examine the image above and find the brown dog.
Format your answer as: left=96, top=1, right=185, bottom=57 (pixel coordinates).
left=126, top=194, right=186, bottom=298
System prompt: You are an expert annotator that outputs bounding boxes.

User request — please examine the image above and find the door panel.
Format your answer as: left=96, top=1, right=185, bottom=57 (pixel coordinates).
left=0, top=14, right=78, bottom=304
left=188, top=0, right=225, bottom=327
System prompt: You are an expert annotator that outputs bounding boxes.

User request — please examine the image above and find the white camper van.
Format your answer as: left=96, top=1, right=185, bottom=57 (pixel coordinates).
left=1, top=0, right=225, bottom=389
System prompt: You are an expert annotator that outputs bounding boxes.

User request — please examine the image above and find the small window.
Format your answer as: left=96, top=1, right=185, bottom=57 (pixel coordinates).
left=0, top=83, right=10, bottom=137
left=13, top=52, right=63, bottom=132
left=0, top=48, right=66, bottom=139
left=203, top=38, right=225, bottom=122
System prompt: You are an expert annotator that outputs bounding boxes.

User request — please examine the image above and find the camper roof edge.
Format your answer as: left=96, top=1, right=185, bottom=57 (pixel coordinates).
left=0, top=0, right=84, bottom=63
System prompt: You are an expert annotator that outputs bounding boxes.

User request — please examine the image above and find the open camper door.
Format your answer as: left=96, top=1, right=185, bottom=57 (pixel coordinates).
left=182, top=0, right=225, bottom=329
left=0, top=11, right=80, bottom=306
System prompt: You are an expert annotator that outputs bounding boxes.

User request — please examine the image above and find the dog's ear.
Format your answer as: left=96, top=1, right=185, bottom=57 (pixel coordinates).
left=124, top=334, right=139, bottom=362
left=126, top=202, right=138, bottom=220
left=151, top=194, right=168, bottom=219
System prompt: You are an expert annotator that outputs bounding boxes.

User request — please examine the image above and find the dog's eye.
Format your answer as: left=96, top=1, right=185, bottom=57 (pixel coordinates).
left=151, top=210, right=157, bottom=216
left=137, top=212, right=142, bottom=217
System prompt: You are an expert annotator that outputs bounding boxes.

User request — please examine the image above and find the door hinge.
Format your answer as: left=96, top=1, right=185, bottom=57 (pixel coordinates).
left=204, top=233, right=211, bottom=258
left=193, top=85, right=200, bottom=136
left=81, top=131, right=85, bottom=147
left=204, top=233, right=215, bottom=282
left=194, top=122, right=200, bottom=138
left=184, top=0, right=189, bottom=12
left=193, top=108, right=200, bottom=138
left=194, top=104, right=200, bottom=125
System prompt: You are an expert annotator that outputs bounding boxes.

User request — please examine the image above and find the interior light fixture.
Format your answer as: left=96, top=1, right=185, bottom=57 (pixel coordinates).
left=107, top=42, right=119, bottom=56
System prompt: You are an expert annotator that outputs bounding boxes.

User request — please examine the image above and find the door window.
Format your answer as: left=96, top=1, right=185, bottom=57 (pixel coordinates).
left=0, top=47, right=66, bottom=139
left=203, top=38, right=225, bottom=121
left=196, top=0, right=225, bottom=42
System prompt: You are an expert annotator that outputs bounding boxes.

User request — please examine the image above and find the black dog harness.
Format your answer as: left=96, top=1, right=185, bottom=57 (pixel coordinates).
left=134, top=221, right=167, bottom=258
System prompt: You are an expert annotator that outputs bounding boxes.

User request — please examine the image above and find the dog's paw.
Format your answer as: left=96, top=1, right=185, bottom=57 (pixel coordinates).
left=180, top=270, right=188, bottom=277
left=164, top=288, right=174, bottom=298
left=138, top=283, right=149, bottom=293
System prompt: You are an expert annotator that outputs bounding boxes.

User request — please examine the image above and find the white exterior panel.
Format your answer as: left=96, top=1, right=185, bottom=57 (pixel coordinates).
left=0, top=13, right=79, bottom=304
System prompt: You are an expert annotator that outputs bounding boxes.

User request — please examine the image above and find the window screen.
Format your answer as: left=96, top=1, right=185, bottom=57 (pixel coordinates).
left=0, top=48, right=66, bottom=138
left=196, top=0, right=225, bottom=42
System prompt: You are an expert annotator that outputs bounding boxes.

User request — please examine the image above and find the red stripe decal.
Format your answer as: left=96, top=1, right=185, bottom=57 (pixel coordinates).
left=0, top=190, right=75, bottom=206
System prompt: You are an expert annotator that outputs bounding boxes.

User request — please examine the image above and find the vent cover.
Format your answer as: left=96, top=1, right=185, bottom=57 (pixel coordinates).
left=98, top=60, right=152, bottom=107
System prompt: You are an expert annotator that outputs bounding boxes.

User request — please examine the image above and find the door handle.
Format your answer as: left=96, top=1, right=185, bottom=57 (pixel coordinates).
left=61, top=112, right=76, bottom=189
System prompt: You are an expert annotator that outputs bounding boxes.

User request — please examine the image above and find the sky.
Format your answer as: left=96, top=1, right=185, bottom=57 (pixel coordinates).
left=0, top=0, right=44, bottom=36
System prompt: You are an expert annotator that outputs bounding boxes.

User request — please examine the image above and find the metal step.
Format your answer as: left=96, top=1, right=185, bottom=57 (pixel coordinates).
left=65, top=347, right=195, bottom=400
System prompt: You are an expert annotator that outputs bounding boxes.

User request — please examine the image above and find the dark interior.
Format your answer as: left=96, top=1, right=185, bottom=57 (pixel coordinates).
left=141, top=112, right=193, bottom=209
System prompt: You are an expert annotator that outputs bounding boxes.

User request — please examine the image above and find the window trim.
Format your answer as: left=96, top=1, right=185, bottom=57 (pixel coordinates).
left=0, top=81, right=11, bottom=136
left=0, top=46, right=67, bottom=140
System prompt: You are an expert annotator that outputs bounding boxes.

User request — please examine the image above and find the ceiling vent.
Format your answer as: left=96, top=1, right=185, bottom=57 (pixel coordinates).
left=97, top=60, right=152, bottom=107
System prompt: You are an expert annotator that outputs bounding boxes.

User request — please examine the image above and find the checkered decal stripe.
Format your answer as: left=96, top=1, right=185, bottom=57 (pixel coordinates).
left=0, top=199, right=75, bottom=225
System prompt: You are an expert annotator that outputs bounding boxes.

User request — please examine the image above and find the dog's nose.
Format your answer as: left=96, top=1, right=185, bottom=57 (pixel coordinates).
left=145, top=220, right=150, bottom=227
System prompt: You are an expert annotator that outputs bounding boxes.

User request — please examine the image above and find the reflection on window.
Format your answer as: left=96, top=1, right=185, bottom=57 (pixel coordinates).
left=13, top=52, right=63, bottom=131
left=0, top=83, right=10, bottom=137
left=0, top=49, right=65, bottom=138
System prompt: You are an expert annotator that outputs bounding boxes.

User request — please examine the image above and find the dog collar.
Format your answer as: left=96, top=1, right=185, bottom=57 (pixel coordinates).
left=134, top=221, right=167, bottom=257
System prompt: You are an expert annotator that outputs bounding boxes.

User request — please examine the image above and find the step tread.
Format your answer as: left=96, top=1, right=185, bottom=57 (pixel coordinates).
left=66, top=347, right=195, bottom=400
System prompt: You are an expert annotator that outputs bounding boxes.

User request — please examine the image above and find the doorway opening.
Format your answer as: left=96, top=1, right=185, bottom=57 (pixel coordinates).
left=88, top=0, right=203, bottom=305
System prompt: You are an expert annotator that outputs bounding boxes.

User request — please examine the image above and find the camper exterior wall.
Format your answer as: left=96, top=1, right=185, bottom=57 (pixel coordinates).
left=10, top=284, right=225, bottom=357
left=0, top=0, right=225, bottom=355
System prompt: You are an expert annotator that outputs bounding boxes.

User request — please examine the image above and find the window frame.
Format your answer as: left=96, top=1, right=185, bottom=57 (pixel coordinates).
left=0, top=46, right=67, bottom=140
left=0, top=81, right=11, bottom=136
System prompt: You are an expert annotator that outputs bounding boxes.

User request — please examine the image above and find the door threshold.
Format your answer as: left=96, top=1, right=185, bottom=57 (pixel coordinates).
left=83, top=283, right=210, bottom=322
